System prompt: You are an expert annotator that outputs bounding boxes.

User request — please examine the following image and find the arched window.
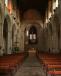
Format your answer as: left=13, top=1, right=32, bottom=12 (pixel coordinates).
left=5, top=0, right=12, bottom=14
left=5, top=0, right=8, bottom=7
left=29, top=26, right=37, bottom=44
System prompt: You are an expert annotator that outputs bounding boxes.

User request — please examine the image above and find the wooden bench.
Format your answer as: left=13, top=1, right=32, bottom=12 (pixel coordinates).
left=48, top=70, right=61, bottom=75
left=37, top=53, right=61, bottom=76
left=0, top=53, right=25, bottom=75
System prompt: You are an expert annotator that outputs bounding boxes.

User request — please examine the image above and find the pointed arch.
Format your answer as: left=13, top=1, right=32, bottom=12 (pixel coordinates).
left=3, top=14, right=11, bottom=54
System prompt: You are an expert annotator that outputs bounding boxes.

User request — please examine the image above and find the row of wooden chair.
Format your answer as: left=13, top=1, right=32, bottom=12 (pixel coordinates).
left=0, top=53, right=25, bottom=76
left=37, top=52, right=61, bottom=76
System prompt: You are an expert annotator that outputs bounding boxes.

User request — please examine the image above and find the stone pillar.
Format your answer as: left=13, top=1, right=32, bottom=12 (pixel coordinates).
left=48, top=31, right=52, bottom=52
left=7, top=30, right=12, bottom=54
left=19, top=25, right=25, bottom=52
left=0, top=0, right=4, bottom=55
left=60, top=22, right=61, bottom=50
left=0, top=22, right=3, bottom=55
left=52, top=21, right=58, bottom=53
left=58, top=0, right=61, bottom=51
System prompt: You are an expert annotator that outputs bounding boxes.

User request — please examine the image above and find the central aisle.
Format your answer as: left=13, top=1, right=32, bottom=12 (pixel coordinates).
left=15, top=54, right=46, bottom=76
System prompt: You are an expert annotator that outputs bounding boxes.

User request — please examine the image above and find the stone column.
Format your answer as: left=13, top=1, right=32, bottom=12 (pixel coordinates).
left=58, top=0, right=61, bottom=51
left=0, top=22, right=3, bottom=55
left=59, top=22, right=61, bottom=50
left=7, top=30, right=12, bottom=54
left=52, top=21, right=58, bottom=53
left=19, top=25, right=25, bottom=52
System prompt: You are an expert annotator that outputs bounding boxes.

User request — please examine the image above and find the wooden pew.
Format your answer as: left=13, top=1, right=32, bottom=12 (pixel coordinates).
left=48, top=70, right=61, bottom=76
left=37, top=53, right=61, bottom=76
left=0, top=53, right=24, bottom=75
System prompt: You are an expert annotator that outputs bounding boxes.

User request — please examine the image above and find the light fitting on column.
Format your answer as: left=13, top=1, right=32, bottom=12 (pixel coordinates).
left=56, top=0, right=58, bottom=8
left=45, top=18, right=48, bottom=24
left=48, top=12, right=52, bottom=19
left=26, top=30, right=29, bottom=37
left=53, top=0, right=56, bottom=10
left=5, top=0, right=8, bottom=7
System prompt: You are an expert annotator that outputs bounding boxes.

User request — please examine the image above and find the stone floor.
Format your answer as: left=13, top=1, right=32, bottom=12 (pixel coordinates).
left=14, top=55, right=46, bottom=76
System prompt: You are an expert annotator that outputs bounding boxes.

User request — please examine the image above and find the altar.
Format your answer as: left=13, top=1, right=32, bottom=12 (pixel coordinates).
left=28, top=48, right=36, bottom=57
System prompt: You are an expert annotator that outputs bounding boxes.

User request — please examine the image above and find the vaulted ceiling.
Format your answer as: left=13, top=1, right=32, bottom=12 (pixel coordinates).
left=12, top=0, right=48, bottom=21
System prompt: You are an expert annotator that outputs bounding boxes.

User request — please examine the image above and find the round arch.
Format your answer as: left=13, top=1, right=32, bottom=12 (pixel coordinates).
left=53, top=14, right=60, bottom=51
left=24, top=22, right=43, bottom=51
left=29, top=25, right=37, bottom=44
